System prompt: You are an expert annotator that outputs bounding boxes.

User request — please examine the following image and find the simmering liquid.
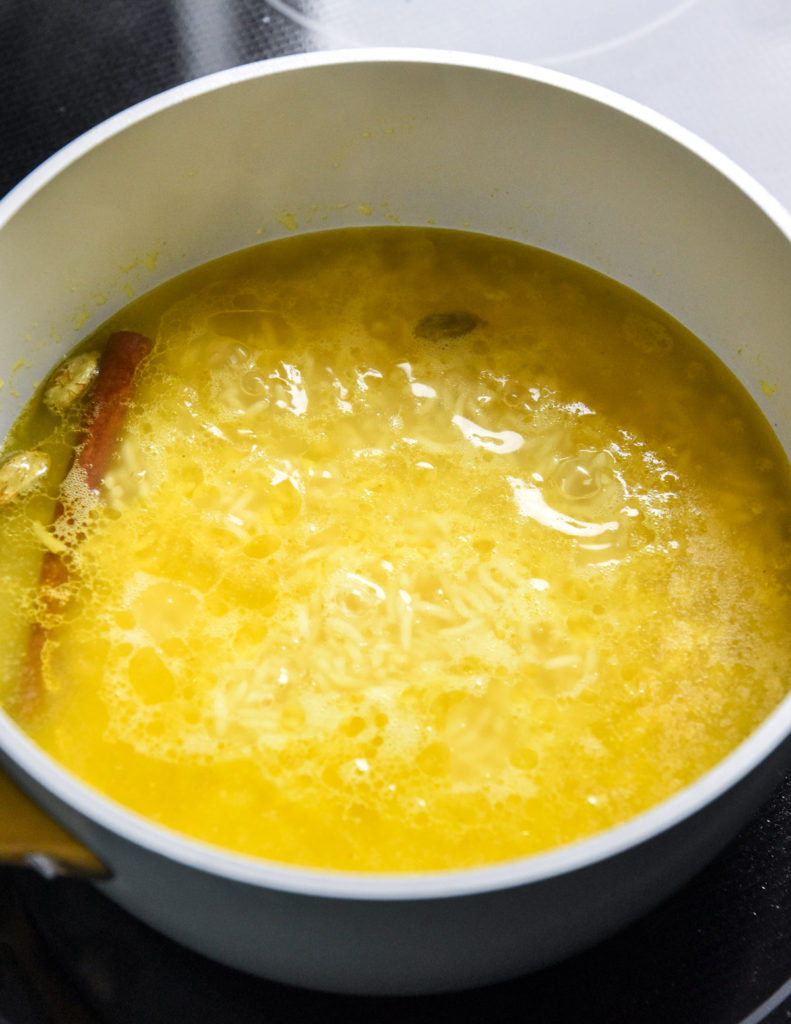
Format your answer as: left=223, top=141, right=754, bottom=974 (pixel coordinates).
left=1, top=227, right=790, bottom=871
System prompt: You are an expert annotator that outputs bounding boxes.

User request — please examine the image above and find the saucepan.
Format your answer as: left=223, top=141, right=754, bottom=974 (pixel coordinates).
left=1, top=49, right=791, bottom=996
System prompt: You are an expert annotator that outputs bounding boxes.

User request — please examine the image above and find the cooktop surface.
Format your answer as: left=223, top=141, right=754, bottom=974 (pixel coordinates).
left=2, top=2, right=791, bottom=1022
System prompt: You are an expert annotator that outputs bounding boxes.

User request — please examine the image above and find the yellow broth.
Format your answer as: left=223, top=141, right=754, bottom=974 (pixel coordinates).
left=1, top=227, right=790, bottom=871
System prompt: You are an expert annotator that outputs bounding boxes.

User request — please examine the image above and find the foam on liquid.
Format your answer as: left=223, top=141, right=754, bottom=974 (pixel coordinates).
left=1, top=227, right=790, bottom=871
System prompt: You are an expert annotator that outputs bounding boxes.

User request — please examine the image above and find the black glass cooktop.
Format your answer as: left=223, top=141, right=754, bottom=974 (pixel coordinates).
left=2, top=2, right=791, bottom=1021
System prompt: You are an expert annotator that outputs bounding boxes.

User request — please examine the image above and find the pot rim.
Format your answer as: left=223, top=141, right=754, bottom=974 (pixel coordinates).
left=2, top=46, right=791, bottom=901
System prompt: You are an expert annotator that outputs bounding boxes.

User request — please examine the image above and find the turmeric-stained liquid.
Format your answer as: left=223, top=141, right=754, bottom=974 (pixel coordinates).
left=1, top=227, right=790, bottom=871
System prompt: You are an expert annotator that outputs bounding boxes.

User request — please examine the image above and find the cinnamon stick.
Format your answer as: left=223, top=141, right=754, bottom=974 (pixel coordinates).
left=15, top=331, right=152, bottom=716
left=71, top=331, right=152, bottom=492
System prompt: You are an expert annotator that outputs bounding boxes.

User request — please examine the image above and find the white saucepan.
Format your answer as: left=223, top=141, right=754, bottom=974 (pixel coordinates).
left=1, top=50, right=791, bottom=995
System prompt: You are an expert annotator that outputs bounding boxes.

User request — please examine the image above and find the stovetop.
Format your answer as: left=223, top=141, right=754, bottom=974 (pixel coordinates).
left=2, top=2, right=791, bottom=1021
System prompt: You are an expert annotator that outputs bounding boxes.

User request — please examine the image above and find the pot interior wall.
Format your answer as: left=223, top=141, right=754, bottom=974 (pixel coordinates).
left=1, top=59, right=790, bottom=453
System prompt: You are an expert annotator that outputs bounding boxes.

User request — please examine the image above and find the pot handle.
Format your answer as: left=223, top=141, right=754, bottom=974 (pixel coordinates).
left=0, top=765, right=109, bottom=879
